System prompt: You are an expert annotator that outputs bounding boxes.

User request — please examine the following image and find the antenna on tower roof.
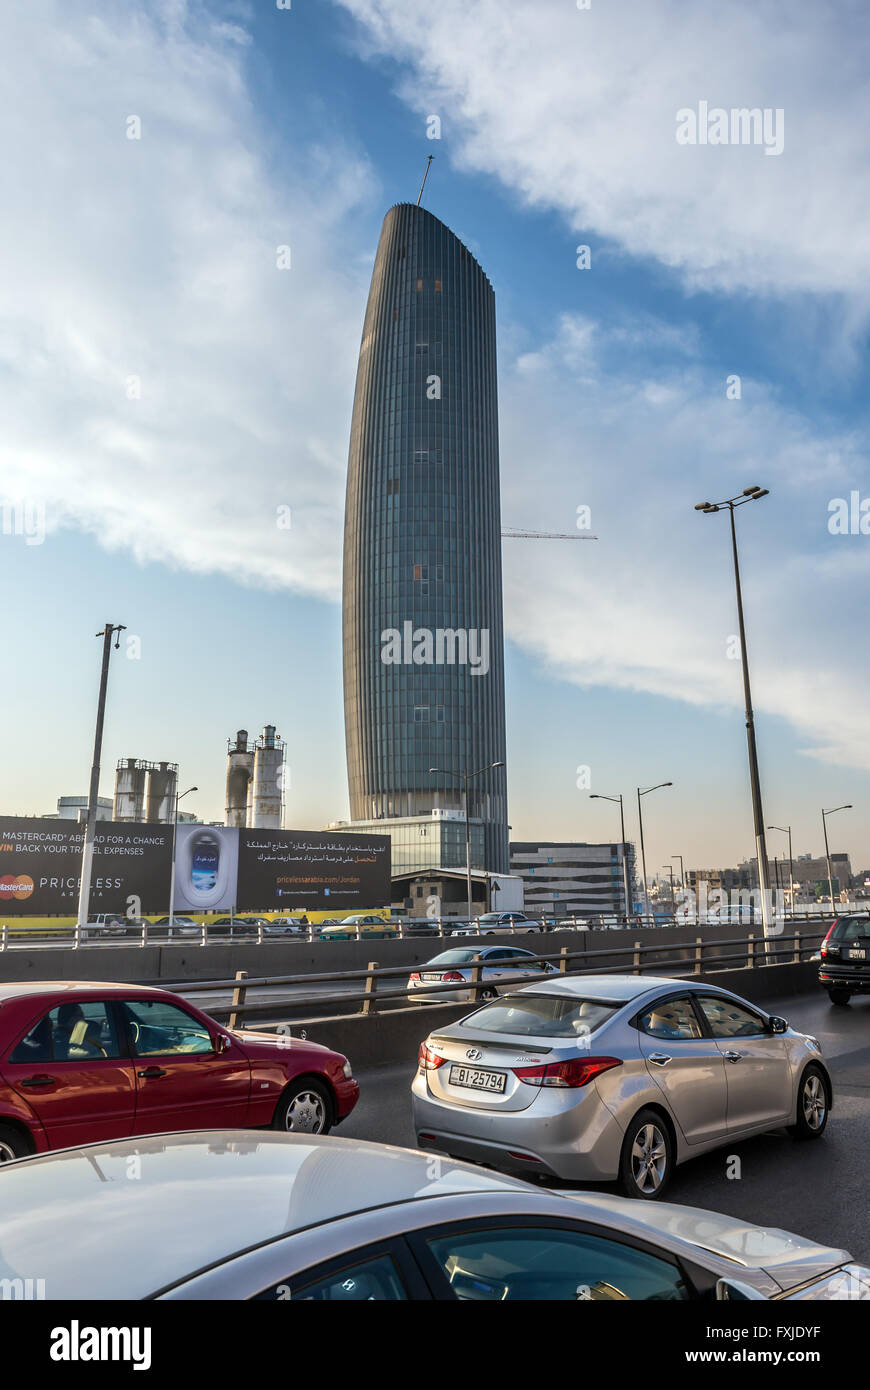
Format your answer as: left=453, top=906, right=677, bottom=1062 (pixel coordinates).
left=416, top=154, right=434, bottom=207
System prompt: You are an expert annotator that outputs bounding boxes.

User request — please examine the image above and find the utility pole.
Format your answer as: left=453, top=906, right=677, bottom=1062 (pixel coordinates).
left=76, top=623, right=126, bottom=931
left=590, top=793, right=633, bottom=923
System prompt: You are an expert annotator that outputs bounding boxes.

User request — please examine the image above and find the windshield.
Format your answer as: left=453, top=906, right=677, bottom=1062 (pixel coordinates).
left=464, top=993, right=620, bottom=1037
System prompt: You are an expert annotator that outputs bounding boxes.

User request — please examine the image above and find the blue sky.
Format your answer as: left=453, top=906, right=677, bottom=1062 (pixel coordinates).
left=1, top=0, right=869, bottom=879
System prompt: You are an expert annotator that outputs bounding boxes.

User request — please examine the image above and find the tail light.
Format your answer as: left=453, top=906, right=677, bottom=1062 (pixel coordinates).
left=513, top=1056, right=622, bottom=1089
left=821, top=924, right=840, bottom=958
left=441, top=971, right=465, bottom=982
left=409, top=972, right=421, bottom=982
left=418, top=1042, right=446, bottom=1070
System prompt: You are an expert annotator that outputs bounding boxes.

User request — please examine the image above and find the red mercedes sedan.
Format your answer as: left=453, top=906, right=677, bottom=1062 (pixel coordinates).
left=0, top=981, right=359, bottom=1161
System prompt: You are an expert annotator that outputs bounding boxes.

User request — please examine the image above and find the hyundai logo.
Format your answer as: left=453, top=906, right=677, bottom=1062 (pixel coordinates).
left=465, top=1047, right=483, bottom=1061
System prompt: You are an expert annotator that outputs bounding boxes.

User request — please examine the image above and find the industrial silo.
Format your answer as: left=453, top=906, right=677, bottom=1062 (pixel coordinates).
left=249, top=725, right=285, bottom=829
left=113, top=758, right=148, bottom=821
left=144, top=761, right=178, bottom=824
left=225, top=730, right=253, bottom=828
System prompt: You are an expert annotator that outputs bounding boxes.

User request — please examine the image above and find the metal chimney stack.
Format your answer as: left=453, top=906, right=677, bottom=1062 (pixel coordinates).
left=249, top=725, right=285, bottom=829
left=225, top=730, right=253, bottom=828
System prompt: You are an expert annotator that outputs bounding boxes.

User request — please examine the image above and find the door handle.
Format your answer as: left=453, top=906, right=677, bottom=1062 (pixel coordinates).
left=648, top=1053, right=671, bottom=1066
left=19, top=1075, right=57, bottom=1087
left=137, top=1067, right=168, bottom=1079
left=723, top=1050, right=743, bottom=1063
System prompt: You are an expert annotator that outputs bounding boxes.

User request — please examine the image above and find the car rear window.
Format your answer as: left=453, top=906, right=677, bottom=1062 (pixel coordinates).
left=427, top=950, right=480, bottom=966
left=832, top=917, right=870, bottom=940
left=464, top=994, right=620, bottom=1037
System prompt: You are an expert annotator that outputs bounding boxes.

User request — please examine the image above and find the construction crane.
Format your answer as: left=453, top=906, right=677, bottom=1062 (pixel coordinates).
left=501, top=528, right=598, bottom=541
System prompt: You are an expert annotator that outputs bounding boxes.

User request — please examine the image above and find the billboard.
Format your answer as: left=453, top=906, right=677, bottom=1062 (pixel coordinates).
left=238, top=829, right=390, bottom=911
left=172, top=825, right=239, bottom=912
left=0, top=817, right=172, bottom=915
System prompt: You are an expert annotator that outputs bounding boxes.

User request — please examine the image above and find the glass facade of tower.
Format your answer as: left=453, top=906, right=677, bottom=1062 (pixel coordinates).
left=343, top=204, right=508, bottom=873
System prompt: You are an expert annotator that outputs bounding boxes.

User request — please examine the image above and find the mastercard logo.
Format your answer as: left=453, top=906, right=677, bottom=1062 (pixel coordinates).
left=0, top=874, right=34, bottom=901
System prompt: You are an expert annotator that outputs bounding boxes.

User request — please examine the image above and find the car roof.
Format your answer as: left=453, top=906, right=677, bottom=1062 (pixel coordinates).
left=0, top=981, right=169, bottom=1002
left=0, top=1132, right=532, bottom=1298
left=519, top=974, right=697, bottom=1003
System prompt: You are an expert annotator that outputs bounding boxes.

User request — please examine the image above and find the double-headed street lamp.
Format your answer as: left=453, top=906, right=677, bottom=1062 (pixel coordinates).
left=429, top=762, right=504, bottom=922
left=695, top=485, right=773, bottom=939
left=767, top=824, right=794, bottom=915
left=637, top=782, right=672, bottom=924
left=589, top=793, right=633, bottom=923
left=821, top=804, right=852, bottom=913
left=168, top=785, right=198, bottom=927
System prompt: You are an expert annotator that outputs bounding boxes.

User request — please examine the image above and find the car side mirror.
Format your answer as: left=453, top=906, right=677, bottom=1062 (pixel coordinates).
left=768, top=1016, right=788, bottom=1034
left=715, top=1277, right=767, bottom=1301
left=212, top=1033, right=230, bottom=1053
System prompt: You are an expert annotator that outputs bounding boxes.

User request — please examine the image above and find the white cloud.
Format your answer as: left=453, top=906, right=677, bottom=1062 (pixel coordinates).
left=497, top=313, right=870, bottom=768
left=0, top=0, right=373, bottom=600
left=335, top=0, right=870, bottom=301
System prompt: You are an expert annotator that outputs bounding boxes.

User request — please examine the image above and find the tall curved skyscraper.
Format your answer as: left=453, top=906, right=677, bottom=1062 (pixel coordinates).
left=343, top=203, right=508, bottom=874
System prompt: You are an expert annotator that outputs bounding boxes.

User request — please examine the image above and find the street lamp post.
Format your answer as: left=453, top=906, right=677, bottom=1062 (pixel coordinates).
left=695, top=486, right=774, bottom=940
left=590, top=793, right=633, bottom=923
left=168, top=785, right=198, bottom=927
left=821, top=805, right=852, bottom=916
left=76, top=622, right=126, bottom=932
left=429, top=762, right=504, bottom=923
left=768, top=824, right=794, bottom=917
left=637, top=783, right=673, bottom=925
left=662, top=864, right=676, bottom=917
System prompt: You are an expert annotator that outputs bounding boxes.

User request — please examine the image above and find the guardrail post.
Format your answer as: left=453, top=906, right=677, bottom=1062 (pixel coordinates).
left=200, top=923, right=207, bottom=947
left=560, top=947, right=569, bottom=974
left=0, top=925, right=6, bottom=952
left=633, top=940, right=641, bottom=973
left=470, top=952, right=482, bottom=997
left=257, top=924, right=264, bottom=946
left=793, top=930, right=800, bottom=963
left=228, top=970, right=248, bottom=1031
left=73, top=921, right=81, bottom=950
left=747, top=933, right=755, bottom=968
left=361, top=961, right=379, bottom=1016
left=694, top=937, right=703, bottom=975
left=140, top=918, right=147, bottom=949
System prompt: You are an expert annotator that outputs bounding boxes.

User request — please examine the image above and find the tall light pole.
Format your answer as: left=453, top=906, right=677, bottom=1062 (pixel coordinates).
left=430, top=762, right=504, bottom=922
left=822, top=805, right=852, bottom=915
left=662, top=864, right=676, bottom=917
left=671, top=854, right=685, bottom=889
left=168, top=785, right=198, bottom=927
left=590, top=793, right=633, bottom=923
left=768, top=824, right=794, bottom=916
left=76, top=622, right=126, bottom=931
left=695, top=486, right=774, bottom=939
left=637, top=782, right=672, bottom=925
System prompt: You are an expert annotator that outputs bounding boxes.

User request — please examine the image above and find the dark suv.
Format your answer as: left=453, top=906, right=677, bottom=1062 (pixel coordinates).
left=819, top=915, right=870, bottom=1004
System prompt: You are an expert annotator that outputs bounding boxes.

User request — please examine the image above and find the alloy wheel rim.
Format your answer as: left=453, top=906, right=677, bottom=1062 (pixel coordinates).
left=803, top=1075, right=826, bottom=1130
left=631, top=1123, right=667, bottom=1193
left=0, top=1141, right=18, bottom=1163
left=285, top=1092, right=325, bottom=1133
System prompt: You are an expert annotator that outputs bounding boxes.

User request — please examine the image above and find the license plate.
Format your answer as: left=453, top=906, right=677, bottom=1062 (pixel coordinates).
left=422, top=973, right=443, bottom=982
left=448, top=1064, right=506, bottom=1093
left=848, top=947, right=867, bottom=960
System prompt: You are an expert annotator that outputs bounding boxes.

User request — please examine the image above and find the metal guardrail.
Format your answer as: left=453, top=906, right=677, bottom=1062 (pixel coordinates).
left=0, top=909, right=852, bottom=950
left=167, top=929, right=826, bottom=1029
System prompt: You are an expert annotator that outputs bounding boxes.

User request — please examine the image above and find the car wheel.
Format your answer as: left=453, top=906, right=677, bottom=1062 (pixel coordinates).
left=788, top=1065, right=829, bottom=1140
left=272, top=1079, right=333, bottom=1135
left=619, top=1109, right=673, bottom=1200
left=0, top=1124, right=32, bottom=1163
left=828, top=987, right=851, bottom=1006
left=479, top=986, right=498, bottom=1002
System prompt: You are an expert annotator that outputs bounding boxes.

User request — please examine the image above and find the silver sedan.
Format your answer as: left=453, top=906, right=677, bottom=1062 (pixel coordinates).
left=408, top=946, right=560, bottom=1004
left=411, top=974, right=832, bottom=1199
left=0, top=1131, right=864, bottom=1300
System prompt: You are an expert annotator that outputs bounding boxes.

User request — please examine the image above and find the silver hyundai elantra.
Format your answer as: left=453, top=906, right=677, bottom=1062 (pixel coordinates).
left=411, top=975, right=831, bottom=1199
